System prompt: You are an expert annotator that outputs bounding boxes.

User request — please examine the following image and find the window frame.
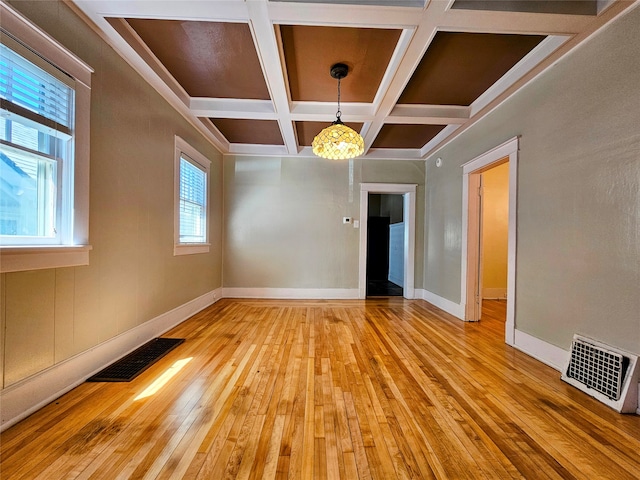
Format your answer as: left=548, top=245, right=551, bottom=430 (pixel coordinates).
left=1, top=35, right=72, bottom=246
left=174, top=136, right=210, bottom=256
left=0, top=2, right=93, bottom=273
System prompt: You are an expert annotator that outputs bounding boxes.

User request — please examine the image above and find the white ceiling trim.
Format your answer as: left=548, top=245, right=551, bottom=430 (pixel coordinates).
left=247, top=1, right=299, bottom=154
left=468, top=35, right=570, bottom=118
left=360, top=148, right=423, bottom=160
left=421, top=0, right=639, bottom=159
left=190, top=99, right=277, bottom=120
left=69, top=0, right=639, bottom=160
left=71, top=0, right=228, bottom=152
left=289, top=102, right=374, bottom=121
left=441, top=9, right=594, bottom=35
left=81, top=0, right=251, bottom=22
left=420, top=124, right=460, bottom=158
left=371, top=28, right=416, bottom=108
left=107, top=18, right=191, bottom=106
left=228, top=143, right=289, bottom=156
left=266, top=1, right=421, bottom=28
left=388, top=105, right=470, bottom=125
left=361, top=0, right=454, bottom=153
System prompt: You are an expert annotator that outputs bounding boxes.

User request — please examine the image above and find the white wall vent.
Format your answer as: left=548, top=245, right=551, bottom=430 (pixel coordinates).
left=561, top=334, right=639, bottom=413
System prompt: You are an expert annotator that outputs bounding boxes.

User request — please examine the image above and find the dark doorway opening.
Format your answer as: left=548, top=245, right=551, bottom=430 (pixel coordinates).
left=366, top=193, right=404, bottom=297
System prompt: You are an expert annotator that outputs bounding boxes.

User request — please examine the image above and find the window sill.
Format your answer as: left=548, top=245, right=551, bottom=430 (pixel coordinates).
left=0, top=245, right=92, bottom=273
left=174, top=243, right=210, bottom=256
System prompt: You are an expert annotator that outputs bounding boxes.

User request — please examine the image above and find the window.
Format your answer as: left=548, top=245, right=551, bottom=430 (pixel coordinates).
left=0, top=2, right=92, bottom=273
left=174, top=136, right=210, bottom=255
left=0, top=40, right=72, bottom=244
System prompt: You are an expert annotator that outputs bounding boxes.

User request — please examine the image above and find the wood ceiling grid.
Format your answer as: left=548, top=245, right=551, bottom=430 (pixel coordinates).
left=71, top=0, right=629, bottom=159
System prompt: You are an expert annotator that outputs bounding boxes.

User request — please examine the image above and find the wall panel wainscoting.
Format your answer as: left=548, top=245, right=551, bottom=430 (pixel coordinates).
left=1, top=298, right=639, bottom=479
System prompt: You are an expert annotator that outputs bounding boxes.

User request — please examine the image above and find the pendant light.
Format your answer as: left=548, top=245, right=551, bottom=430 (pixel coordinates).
left=312, top=63, right=364, bottom=160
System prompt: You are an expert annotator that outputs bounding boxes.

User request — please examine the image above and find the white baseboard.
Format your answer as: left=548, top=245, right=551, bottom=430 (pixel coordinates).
left=417, top=289, right=464, bottom=320
left=483, top=288, right=507, bottom=299
left=513, top=329, right=568, bottom=371
left=222, top=287, right=359, bottom=299
left=0, top=288, right=221, bottom=432
left=411, top=295, right=569, bottom=374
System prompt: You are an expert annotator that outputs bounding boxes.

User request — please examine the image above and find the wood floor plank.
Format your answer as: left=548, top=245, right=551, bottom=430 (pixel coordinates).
left=2, top=298, right=640, bottom=479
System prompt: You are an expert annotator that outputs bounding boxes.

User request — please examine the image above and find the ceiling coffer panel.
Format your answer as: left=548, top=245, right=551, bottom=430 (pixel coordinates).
left=211, top=119, right=284, bottom=145
left=279, top=25, right=402, bottom=103
left=399, top=32, right=545, bottom=106
left=125, top=19, right=270, bottom=100
left=371, top=124, right=446, bottom=149
left=296, top=121, right=364, bottom=147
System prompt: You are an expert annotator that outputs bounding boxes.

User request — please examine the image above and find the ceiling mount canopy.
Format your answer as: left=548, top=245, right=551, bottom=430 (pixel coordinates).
left=312, top=63, right=364, bottom=160
left=329, top=63, right=349, bottom=81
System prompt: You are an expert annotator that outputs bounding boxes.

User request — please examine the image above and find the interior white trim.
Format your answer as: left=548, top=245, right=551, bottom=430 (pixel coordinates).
left=423, top=1, right=637, bottom=160
left=0, top=288, right=220, bottom=432
left=70, top=0, right=638, bottom=159
left=417, top=289, right=464, bottom=319
left=461, top=136, right=518, bottom=344
left=1, top=1, right=92, bottom=267
left=174, top=136, right=211, bottom=256
left=468, top=36, right=569, bottom=118
left=0, top=2, right=93, bottom=85
left=359, top=183, right=417, bottom=300
left=0, top=245, right=92, bottom=273
left=514, top=329, right=568, bottom=372
left=222, top=288, right=359, bottom=300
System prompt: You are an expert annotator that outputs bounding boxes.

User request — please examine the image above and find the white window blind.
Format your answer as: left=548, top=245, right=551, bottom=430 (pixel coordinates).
left=0, top=42, right=73, bottom=131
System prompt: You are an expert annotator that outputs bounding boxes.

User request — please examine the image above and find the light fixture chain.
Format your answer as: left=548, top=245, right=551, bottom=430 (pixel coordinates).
left=336, top=77, right=341, bottom=120
left=311, top=63, right=364, bottom=160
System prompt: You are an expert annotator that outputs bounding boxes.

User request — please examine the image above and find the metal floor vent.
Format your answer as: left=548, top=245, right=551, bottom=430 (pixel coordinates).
left=87, top=338, right=185, bottom=382
left=566, top=341, right=627, bottom=400
left=561, top=335, right=639, bottom=413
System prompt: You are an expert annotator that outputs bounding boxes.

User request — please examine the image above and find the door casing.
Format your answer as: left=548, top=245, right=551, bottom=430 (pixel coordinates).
left=359, top=183, right=416, bottom=300
left=461, top=137, right=518, bottom=345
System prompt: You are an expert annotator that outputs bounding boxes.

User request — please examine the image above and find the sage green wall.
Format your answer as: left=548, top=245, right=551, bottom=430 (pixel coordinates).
left=223, top=156, right=424, bottom=289
left=0, top=1, right=223, bottom=387
left=424, top=6, right=640, bottom=353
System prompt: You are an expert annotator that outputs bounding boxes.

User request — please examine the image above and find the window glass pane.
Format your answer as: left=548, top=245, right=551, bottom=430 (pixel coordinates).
left=0, top=143, right=57, bottom=237
left=10, top=121, right=39, bottom=150
left=1, top=115, right=65, bottom=156
left=179, top=156, right=206, bottom=243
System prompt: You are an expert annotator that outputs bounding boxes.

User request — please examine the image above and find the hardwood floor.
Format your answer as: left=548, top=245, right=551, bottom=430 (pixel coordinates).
left=2, top=298, right=640, bottom=479
left=481, top=299, right=507, bottom=323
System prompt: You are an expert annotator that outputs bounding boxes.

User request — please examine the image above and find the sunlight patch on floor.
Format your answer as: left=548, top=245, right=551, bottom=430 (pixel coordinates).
left=134, top=357, right=192, bottom=401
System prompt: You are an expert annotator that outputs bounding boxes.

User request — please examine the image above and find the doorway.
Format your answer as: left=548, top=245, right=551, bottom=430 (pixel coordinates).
left=366, top=193, right=404, bottom=296
left=478, top=163, right=509, bottom=322
left=461, top=137, right=518, bottom=345
left=359, top=183, right=417, bottom=300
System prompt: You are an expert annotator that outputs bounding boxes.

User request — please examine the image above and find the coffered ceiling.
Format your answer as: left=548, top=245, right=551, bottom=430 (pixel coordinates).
left=72, top=0, right=635, bottom=159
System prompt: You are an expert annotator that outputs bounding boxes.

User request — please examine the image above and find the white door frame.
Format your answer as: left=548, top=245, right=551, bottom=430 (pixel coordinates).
left=461, top=137, right=518, bottom=345
left=359, top=183, right=417, bottom=300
